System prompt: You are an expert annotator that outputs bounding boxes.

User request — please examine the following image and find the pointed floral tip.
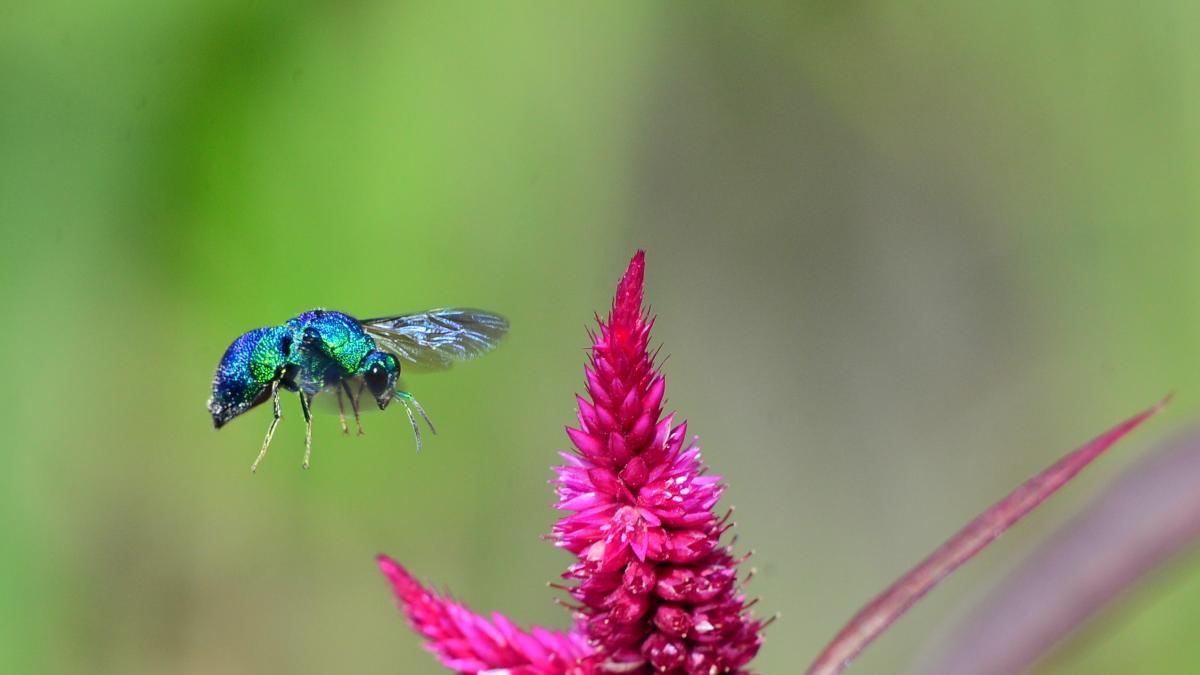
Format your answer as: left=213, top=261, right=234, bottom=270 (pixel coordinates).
left=376, top=555, right=591, bottom=673
left=805, top=396, right=1169, bottom=675
left=612, top=250, right=646, bottom=329
left=554, top=252, right=764, bottom=673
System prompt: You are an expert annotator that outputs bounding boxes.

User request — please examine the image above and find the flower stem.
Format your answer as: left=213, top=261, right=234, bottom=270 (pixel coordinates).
left=805, top=396, right=1170, bottom=675
left=921, top=419, right=1200, bottom=674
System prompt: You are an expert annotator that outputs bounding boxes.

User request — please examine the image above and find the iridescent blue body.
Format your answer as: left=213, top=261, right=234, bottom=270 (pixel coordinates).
left=209, top=326, right=293, bottom=428
left=207, top=307, right=508, bottom=471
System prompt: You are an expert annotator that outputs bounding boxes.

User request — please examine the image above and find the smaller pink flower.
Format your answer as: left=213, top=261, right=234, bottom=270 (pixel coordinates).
left=377, top=556, right=590, bottom=674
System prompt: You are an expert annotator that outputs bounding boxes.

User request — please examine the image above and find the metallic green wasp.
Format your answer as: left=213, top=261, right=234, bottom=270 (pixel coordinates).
left=207, top=308, right=508, bottom=471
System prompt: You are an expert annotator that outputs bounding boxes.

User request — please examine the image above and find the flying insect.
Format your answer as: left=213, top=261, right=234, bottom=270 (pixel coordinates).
left=207, top=308, right=508, bottom=472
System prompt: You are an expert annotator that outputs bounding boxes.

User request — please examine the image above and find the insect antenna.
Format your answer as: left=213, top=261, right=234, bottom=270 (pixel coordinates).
left=396, top=397, right=423, bottom=452
left=395, top=391, right=437, bottom=433
left=408, top=396, right=437, bottom=435
left=393, top=391, right=437, bottom=452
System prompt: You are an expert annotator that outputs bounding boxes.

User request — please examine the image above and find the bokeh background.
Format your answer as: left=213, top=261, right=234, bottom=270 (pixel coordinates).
left=3, top=3, right=1200, bottom=673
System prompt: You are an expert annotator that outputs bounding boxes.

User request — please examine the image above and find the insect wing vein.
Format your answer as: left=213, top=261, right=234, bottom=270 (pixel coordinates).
left=359, top=308, right=508, bottom=372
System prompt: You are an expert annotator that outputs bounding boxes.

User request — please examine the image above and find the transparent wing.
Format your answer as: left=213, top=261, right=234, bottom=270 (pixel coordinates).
left=359, top=308, right=509, bottom=373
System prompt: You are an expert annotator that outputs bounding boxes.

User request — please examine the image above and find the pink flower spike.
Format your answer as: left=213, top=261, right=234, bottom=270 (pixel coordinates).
left=552, top=251, right=765, bottom=673
left=376, top=555, right=590, bottom=674
left=805, top=396, right=1170, bottom=675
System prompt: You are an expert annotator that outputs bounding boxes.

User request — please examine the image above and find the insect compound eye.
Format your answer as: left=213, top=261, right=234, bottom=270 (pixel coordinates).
left=365, top=361, right=389, bottom=396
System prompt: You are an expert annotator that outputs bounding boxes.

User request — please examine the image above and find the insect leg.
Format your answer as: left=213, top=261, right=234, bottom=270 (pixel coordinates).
left=342, top=380, right=365, bottom=435
left=396, top=391, right=437, bottom=435
left=300, top=392, right=314, bottom=469
left=251, top=381, right=282, bottom=473
left=336, top=387, right=349, bottom=435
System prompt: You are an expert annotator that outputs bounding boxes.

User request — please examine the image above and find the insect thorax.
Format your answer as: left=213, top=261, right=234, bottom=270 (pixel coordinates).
left=286, top=309, right=376, bottom=375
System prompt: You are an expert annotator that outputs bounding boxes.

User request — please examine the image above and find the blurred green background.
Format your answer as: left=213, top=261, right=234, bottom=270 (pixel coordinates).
left=3, top=2, right=1199, bottom=673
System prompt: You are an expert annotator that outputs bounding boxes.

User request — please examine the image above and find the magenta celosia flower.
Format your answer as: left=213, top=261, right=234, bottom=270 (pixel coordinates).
left=553, top=251, right=763, bottom=673
left=378, top=251, right=764, bottom=674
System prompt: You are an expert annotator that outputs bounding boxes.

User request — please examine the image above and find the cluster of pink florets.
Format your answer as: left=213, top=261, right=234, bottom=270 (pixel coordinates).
left=553, top=252, right=762, bottom=673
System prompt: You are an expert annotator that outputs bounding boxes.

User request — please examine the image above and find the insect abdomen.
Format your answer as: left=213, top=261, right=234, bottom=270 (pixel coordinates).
left=209, top=326, right=291, bottom=426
